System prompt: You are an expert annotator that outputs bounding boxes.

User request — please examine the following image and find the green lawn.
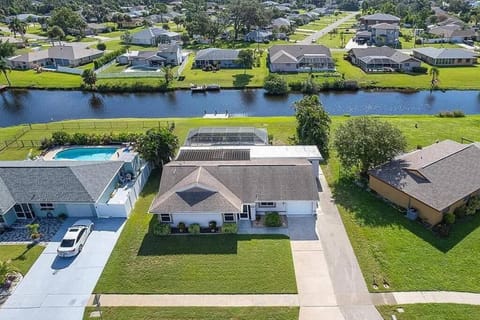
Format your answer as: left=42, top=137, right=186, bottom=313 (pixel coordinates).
left=83, top=307, right=299, bottom=320
left=324, top=115, right=480, bottom=292
left=94, top=169, right=297, bottom=294
left=0, top=70, right=82, bottom=88
left=174, top=53, right=269, bottom=88
left=0, top=244, right=44, bottom=275
left=377, top=304, right=480, bottom=320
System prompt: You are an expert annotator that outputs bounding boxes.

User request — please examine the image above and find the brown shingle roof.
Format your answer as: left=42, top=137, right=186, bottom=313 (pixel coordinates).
left=369, top=140, right=480, bottom=211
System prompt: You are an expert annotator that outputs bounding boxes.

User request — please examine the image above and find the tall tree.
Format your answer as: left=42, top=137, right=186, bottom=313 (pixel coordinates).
left=8, top=17, right=26, bottom=43
left=228, top=0, right=265, bottom=40
left=333, top=117, right=406, bottom=176
left=162, top=65, right=174, bottom=86
left=236, top=49, right=254, bottom=74
left=81, top=69, right=97, bottom=89
left=47, top=25, right=65, bottom=46
left=429, top=67, right=439, bottom=89
left=0, top=58, right=12, bottom=87
left=0, top=40, right=16, bottom=58
left=173, top=16, right=184, bottom=31
left=49, top=7, right=86, bottom=35
left=293, top=95, right=331, bottom=158
left=135, top=127, right=179, bottom=168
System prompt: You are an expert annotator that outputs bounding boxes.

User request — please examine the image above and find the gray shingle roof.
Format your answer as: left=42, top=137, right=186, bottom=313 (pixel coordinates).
left=0, top=161, right=123, bottom=211
left=361, top=13, right=400, bottom=22
left=350, top=47, right=417, bottom=64
left=413, top=47, right=475, bottom=59
left=195, top=48, right=240, bottom=61
left=9, top=46, right=103, bottom=63
left=269, top=45, right=332, bottom=64
left=369, top=140, right=480, bottom=211
left=150, top=158, right=319, bottom=214
left=371, top=23, right=399, bottom=30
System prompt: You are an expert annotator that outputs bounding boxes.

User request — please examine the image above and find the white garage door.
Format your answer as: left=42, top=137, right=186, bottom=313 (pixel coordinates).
left=286, top=201, right=314, bottom=215
left=65, top=204, right=95, bottom=217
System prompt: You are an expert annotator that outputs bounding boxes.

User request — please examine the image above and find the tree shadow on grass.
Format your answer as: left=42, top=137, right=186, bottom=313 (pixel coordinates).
left=233, top=74, right=253, bottom=87
left=12, top=242, right=38, bottom=261
left=138, top=215, right=289, bottom=255
left=331, top=176, right=480, bottom=253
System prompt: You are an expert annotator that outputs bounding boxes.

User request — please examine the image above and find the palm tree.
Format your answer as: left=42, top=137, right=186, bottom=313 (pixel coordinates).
left=0, top=58, right=12, bottom=87
left=81, top=69, right=97, bottom=90
left=162, top=65, right=174, bottom=86
left=429, top=67, right=440, bottom=89
left=8, top=18, right=26, bottom=44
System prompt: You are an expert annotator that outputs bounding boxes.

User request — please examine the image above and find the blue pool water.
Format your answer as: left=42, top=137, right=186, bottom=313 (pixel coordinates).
left=54, top=147, right=118, bottom=161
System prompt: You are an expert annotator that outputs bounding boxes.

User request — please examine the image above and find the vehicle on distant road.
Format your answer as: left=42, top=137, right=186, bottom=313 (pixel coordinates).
left=57, top=219, right=94, bottom=258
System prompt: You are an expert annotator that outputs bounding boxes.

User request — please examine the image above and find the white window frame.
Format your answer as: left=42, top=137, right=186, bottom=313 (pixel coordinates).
left=258, top=202, right=276, bottom=208
left=223, top=213, right=236, bottom=222
left=160, top=214, right=172, bottom=223
left=40, top=203, right=54, bottom=211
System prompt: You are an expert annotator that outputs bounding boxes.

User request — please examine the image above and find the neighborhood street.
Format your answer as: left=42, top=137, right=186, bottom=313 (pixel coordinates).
left=300, top=11, right=359, bottom=44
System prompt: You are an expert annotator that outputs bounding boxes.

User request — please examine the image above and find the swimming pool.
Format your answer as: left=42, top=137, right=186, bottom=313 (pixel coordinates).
left=54, top=147, right=119, bottom=161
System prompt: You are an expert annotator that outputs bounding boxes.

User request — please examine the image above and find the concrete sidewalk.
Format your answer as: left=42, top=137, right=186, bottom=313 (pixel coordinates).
left=372, top=291, right=480, bottom=306
left=88, top=294, right=299, bottom=307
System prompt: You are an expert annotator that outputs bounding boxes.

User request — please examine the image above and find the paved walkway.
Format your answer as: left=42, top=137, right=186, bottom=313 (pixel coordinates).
left=299, top=12, right=359, bottom=44
left=372, top=291, right=480, bottom=306
left=316, top=168, right=383, bottom=320
left=0, top=218, right=125, bottom=320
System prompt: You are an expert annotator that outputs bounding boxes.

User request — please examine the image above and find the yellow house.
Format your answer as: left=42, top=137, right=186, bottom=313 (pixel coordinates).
left=368, top=140, right=480, bottom=226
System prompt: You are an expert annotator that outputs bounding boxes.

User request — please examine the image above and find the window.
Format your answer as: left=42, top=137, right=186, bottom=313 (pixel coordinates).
left=160, top=214, right=172, bottom=223
left=76, top=229, right=85, bottom=242
left=259, top=202, right=275, bottom=208
left=0, top=215, right=4, bottom=223
left=14, top=204, right=25, bottom=218
left=40, top=203, right=54, bottom=211
left=223, top=213, right=235, bottom=222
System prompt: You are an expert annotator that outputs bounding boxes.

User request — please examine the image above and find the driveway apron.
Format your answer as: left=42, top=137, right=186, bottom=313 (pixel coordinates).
left=0, top=218, right=125, bottom=320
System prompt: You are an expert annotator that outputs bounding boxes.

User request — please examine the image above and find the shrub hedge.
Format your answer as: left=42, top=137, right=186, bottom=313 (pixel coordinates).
left=264, top=212, right=282, bottom=227
left=152, top=220, right=171, bottom=236
left=188, top=223, right=201, bottom=234
left=222, top=222, right=238, bottom=234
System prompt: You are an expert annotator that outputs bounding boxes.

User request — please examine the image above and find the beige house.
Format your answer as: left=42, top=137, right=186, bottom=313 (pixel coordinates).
left=369, top=140, right=480, bottom=226
left=412, top=47, right=476, bottom=66
left=9, top=46, right=103, bottom=69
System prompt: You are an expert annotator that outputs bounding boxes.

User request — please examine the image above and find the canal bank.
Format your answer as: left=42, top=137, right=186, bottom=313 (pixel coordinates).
left=1, top=89, right=479, bottom=127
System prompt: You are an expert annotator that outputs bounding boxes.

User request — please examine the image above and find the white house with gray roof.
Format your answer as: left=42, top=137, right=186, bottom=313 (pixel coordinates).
left=348, top=47, right=421, bottom=72
left=117, top=44, right=182, bottom=67
left=269, top=44, right=335, bottom=72
left=149, top=128, right=322, bottom=228
left=194, top=48, right=241, bottom=68
left=412, top=47, right=477, bottom=66
left=130, top=27, right=180, bottom=46
left=8, top=46, right=104, bottom=69
left=359, top=13, right=400, bottom=29
left=0, top=153, right=151, bottom=227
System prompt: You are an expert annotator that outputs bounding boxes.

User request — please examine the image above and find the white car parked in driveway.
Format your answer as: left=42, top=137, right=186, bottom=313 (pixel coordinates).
left=57, top=219, right=94, bottom=258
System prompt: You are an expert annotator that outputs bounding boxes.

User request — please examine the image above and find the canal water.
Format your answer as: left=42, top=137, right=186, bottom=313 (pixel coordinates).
left=1, top=89, right=479, bottom=126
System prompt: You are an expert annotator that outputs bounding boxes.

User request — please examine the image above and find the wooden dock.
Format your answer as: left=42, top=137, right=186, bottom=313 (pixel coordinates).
left=203, top=113, right=230, bottom=119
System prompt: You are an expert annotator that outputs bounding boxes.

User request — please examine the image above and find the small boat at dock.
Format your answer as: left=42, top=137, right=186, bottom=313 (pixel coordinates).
left=190, top=84, right=206, bottom=92
left=206, top=84, right=221, bottom=91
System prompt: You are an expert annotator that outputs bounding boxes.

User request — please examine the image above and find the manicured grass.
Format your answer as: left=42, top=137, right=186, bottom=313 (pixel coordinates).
left=333, top=52, right=480, bottom=89
left=377, top=304, right=480, bottom=320
left=83, top=307, right=299, bottom=320
left=94, top=169, right=297, bottom=294
left=173, top=53, right=269, bottom=88
left=0, top=70, right=82, bottom=88
left=323, top=115, right=480, bottom=292
left=0, top=244, right=44, bottom=275
left=316, top=31, right=354, bottom=48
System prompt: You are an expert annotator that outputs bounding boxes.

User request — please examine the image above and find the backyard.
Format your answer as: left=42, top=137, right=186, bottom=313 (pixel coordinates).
left=377, top=304, right=480, bottom=320
left=94, top=169, right=297, bottom=294
left=83, top=307, right=299, bottom=320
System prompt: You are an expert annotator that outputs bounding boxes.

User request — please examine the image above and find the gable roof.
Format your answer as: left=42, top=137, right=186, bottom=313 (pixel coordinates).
left=0, top=161, right=123, bottom=213
left=361, top=13, right=400, bottom=22
left=133, top=27, right=179, bottom=40
left=150, top=158, right=319, bottom=214
left=195, top=48, right=240, bottom=61
left=369, top=140, right=480, bottom=211
left=9, top=46, right=103, bottom=63
left=413, top=47, right=475, bottom=59
left=269, top=44, right=332, bottom=64
left=371, top=23, right=399, bottom=30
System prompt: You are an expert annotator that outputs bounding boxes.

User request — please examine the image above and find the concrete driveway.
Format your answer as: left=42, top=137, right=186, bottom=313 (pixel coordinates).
left=0, top=218, right=125, bottom=320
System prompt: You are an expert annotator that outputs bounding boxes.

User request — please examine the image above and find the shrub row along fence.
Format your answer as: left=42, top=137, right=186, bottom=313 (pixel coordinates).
left=29, top=121, right=170, bottom=131
left=97, top=71, right=165, bottom=79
